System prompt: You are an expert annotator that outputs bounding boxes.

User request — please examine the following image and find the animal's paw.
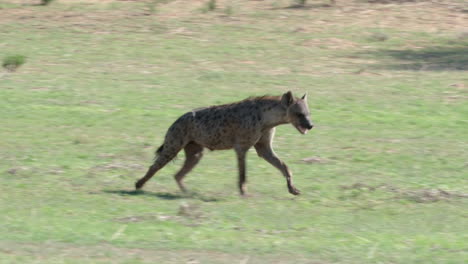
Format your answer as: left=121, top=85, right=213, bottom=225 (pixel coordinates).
left=135, top=180, right=144, bottom=190
left=288, top=186, right=301, bottom=195
left=239, top=184, right=248, bottom=196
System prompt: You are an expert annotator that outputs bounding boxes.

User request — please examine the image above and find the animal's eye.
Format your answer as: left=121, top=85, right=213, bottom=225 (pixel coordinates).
left=296, top=113, right=304, bottom=118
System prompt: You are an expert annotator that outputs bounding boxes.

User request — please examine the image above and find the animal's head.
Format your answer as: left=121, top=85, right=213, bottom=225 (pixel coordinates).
left=281, top=91, right=314, bottom=134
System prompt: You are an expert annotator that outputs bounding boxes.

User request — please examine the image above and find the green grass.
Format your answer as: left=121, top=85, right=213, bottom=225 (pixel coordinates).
left=2, top=54, right=26, bottom=72
left=0, top=0, right=467, bottom=263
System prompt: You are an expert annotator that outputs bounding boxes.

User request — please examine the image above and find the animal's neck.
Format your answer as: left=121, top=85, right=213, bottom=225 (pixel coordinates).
left=258, top=99, right=289, bottom=129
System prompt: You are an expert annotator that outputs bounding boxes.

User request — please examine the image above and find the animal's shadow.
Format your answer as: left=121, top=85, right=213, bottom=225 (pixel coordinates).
left=103, top=189, right=221, bottom=202
left=270, top=3, right=334, bottom=10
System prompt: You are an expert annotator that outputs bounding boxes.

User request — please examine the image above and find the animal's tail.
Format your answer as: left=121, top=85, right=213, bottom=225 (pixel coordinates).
left=154, top=144, right=164, bottom=161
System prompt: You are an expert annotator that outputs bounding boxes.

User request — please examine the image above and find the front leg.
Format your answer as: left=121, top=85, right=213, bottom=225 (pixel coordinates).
left=254, top=141, right=300, bottom=195
left=234, top=146, right=249, bottom=196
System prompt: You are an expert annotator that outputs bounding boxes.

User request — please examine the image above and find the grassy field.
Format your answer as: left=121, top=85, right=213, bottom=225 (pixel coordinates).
left=1, top=0, right=467, bottom=263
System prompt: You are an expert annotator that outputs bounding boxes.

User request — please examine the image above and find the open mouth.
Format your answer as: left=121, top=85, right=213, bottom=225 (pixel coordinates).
left=296, top=125, right=309, bottom=135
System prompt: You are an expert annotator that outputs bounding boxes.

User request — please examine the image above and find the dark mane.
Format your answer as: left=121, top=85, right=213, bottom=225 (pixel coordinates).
left=245, top=95, right=280, bottom=102
left=193, top=95, right=281, bottom=112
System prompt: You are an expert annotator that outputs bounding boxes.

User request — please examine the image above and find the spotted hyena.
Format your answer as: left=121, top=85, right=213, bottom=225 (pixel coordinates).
left=135, top=91, right=314, bottom=195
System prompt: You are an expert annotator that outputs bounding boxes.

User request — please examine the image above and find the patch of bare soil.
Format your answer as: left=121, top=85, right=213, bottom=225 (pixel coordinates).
left=301, top=156, right=330, bottom=164
left=330, top=1, right=467, bottom=32
left=399, top=188, right=468, bottom=203
left=1, top=0, right=466, bottom=34
left=113, top=214, right=173, bottom=223
left=443, top=82, right=468, bottom=103
left=340, top=182, right=468, bottom=203
left=112, top=202, right=205, bottom=226
left=0, top=241, right=319, bottom=264
left=92, top=162, right=144, bottom=171
left=6, top=166, right=30, bottom=175
left=302, top=38, right=359, bottom=50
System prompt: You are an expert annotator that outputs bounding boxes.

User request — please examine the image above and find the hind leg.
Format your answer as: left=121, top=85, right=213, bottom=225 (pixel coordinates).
left=174, top=142, right=204, bottom=192
left=135, top=145, right=183, bottom=190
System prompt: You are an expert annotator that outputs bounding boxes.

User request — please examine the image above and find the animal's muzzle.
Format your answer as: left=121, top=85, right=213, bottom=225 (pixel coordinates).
left=301, top=121, right=314, bottom=130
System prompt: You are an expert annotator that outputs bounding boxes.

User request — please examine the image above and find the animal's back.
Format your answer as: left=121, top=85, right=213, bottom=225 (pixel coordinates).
left=170, top=100, right=263, bottom=150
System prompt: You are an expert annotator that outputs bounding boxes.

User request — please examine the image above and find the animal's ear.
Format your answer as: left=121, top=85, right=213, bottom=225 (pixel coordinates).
left=301, top=93, right=308, bottom=101
left=281, top=91, right=294, bottom=107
